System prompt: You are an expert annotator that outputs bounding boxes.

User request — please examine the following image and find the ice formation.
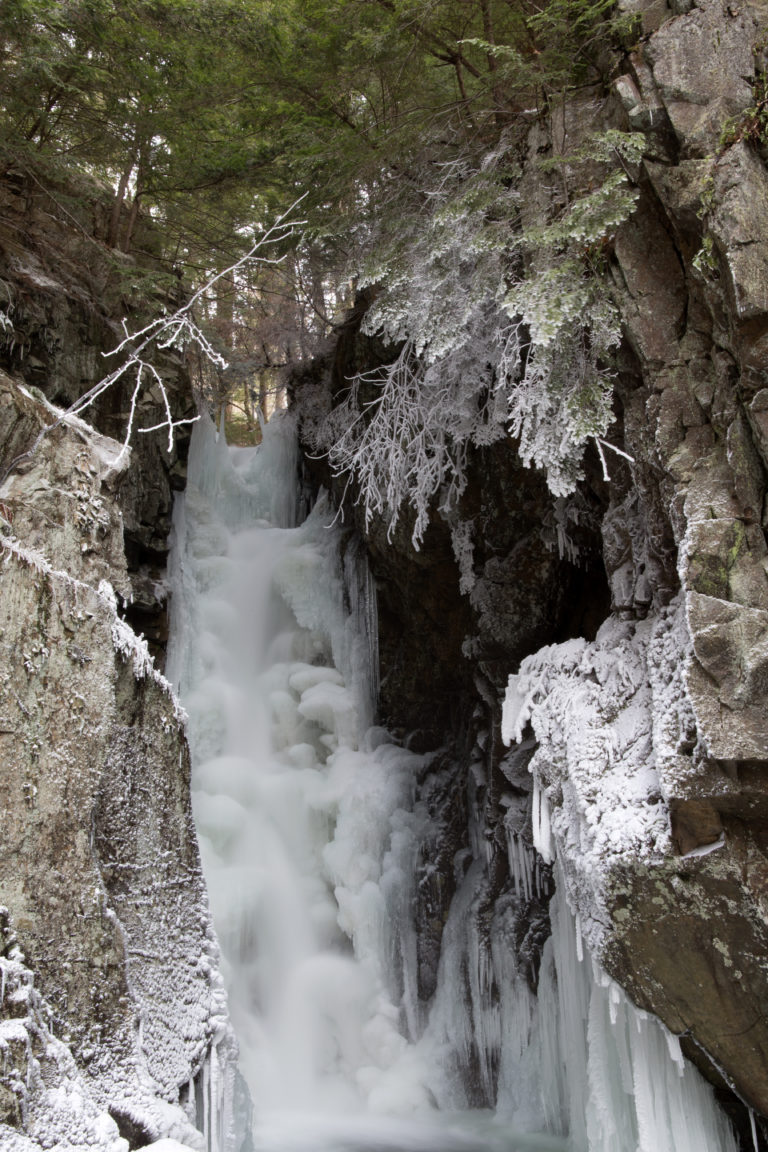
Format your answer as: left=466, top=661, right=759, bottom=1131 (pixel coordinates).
left=532, top=877, right=738, bottom=1152
left=0, top=915, right=127, bottom=1152
left=167, top=411, right=739, bottom=1152
left=499, top=596, right=731, bottom=951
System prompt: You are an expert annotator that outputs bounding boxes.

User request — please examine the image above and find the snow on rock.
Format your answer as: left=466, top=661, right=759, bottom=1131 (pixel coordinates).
left=1, top=918, right=128, bottom=1152
left=136, top=1141, right=201, bottom=1152
left=503, top=583, right=768, bottom=1123
left=0, top=531, right=183, bottom=711
left=502, top=607, right=675, bottom=951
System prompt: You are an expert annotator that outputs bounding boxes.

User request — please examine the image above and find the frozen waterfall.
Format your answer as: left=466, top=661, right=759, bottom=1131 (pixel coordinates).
left=167, top=413, right=738, bottom=1152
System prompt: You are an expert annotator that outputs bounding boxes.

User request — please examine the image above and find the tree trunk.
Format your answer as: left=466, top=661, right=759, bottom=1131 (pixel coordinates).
left=108, top=156, right=135, bottom=248
left=243, top=379, right=255, bottom=430
left=121, top=144, right=147, bottom=253
left=478, top=0, right=506, bottom=126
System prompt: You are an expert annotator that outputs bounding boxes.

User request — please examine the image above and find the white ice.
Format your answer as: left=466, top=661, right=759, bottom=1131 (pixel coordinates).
left=167, top=411, right=739, bottom=1152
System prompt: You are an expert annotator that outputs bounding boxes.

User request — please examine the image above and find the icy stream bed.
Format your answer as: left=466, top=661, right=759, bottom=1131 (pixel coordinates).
left=167, top=413, right=738, bottom=1152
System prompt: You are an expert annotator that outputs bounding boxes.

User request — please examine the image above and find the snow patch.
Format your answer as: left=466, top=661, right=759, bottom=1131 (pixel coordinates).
left=0, top=944, right=129, bottom=1152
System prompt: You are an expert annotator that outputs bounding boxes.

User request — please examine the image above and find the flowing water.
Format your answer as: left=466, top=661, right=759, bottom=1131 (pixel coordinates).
left=167, top=413, right=738, bottom=1152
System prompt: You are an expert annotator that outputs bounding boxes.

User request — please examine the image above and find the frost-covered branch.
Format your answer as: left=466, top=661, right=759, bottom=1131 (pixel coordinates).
left=1, top=198, right=306, bottom=483
left=304, top=132, right=640, bottom=547
left=594, top=436, right=635, bottom=482
left=309, top=308, right=512, bottom=548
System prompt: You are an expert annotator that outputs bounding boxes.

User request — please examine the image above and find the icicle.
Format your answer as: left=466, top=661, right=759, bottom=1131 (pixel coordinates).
left=574, top=912, right=583, bottom=965
left=664, top=1027, right=685, bottom=1077
left=534, top=871, right=739, bottom=1152
left=507, top=832, right=536, bottom=904
left=608, top=979, right=620, bottom=1027
left=211, top=1041, right=222, bottom=1152
left=522, top=839, right=532, bottom=902
left=532, top=778, right=554, bottom=865
left=507, top=830, right=519, bottom=898
left=750, top=1108, right=759, bottom=1152
left=202, top=1054, right=210, bottom=1152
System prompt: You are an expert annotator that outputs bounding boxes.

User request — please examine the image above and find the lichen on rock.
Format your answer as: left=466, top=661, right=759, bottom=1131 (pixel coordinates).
left=0, top=376, right=236, bottom=1151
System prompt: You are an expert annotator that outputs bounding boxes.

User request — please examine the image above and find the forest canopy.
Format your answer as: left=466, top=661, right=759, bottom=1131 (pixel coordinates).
left=0, top=0, right=625, bottom=264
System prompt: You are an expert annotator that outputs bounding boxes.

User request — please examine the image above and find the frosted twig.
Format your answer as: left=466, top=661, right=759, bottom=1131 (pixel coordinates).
left=596, top=437, right=635, bottom=464
left=138, top=416, right=200, bottom=435
left=594, top=436, right=635, bottom=482
left=0, top=196, right=307, bottom=485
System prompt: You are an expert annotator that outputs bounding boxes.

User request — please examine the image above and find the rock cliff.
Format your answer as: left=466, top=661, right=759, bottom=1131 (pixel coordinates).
left=0, top=171, right=241, bottom=1150
left=0, top=169, right=195, bottom=661
left=0, top=373, right=240, bottom=1151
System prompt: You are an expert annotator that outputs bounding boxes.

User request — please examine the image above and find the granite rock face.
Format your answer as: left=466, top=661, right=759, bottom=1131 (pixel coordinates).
left=514, top=0, right=768, bottom=1127
left=0, top=375, right=235, bottom=1151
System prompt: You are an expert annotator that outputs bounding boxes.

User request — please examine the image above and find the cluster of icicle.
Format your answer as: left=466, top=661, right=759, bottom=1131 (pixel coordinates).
left=166, top=411, right=738, bottom=1152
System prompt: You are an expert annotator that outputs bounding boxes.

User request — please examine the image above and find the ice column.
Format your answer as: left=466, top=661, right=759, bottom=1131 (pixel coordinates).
left=532, top=871, right=739, bottom=1152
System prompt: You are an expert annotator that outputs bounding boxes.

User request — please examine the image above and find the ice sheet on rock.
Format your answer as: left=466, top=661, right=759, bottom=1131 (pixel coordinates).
left=502, top=613, right=672, bottom=950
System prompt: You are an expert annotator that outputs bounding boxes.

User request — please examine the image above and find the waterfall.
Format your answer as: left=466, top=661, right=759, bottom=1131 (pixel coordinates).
left=167, top=413, right=738, bottom=1152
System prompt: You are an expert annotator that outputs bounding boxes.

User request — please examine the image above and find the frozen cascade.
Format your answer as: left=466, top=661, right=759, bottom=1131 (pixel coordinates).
left=532, top=873, right=738, bottom=1152
left=167, top=412, right=738, bottom=1152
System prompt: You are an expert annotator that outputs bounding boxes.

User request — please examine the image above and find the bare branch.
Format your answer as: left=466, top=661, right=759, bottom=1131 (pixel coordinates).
left=0, top=198, right=308, bottom=485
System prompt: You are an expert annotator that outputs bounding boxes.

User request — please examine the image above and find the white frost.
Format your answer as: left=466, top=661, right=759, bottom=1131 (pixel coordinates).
left=503, top=612, right=675, bottom=949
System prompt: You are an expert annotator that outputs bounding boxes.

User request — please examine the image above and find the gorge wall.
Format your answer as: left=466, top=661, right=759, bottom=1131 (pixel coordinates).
left=0, top=179, right=241, bottom=1151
